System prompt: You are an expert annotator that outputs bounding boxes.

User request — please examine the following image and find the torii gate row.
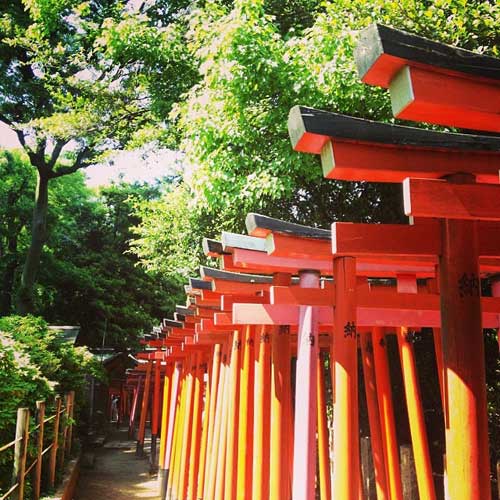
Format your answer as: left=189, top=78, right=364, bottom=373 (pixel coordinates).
left=200, top=223, right=500, bottom=500
left=288, top=23, right=500, bottom=500
left=199, top=243, right=429, bottom=500
left=133, top=338, right=219, bottom=500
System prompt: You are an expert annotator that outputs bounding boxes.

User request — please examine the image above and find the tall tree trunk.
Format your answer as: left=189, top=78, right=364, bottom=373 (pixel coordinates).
left=17, top=170, right=50, bottom=315
left=0, top=253, right=18, bottom=315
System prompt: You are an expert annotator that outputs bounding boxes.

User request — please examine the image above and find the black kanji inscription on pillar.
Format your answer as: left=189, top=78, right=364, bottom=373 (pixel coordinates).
left=343, top=321, right=356, bottom=338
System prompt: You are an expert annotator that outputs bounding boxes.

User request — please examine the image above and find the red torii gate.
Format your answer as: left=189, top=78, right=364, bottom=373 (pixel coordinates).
left=288, top=23, right=500, bottom=500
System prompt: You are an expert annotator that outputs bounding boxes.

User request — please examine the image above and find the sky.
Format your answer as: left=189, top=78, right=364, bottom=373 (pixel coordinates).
left=0, top=122, right=182, bottom=187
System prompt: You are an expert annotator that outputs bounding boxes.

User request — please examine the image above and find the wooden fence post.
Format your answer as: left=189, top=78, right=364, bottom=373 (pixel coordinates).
left=66, top=391, right=75, bottom=456
left=60, top=395, right=69, bottom=468
left=49, top=396, right=62, bottom=488
left=12, top=407, right=29, bottom=500
left=33, top=401, right=45, bottom=500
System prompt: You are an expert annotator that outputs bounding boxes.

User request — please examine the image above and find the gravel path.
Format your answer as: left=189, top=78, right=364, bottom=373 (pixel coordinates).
left=74, top=429, right=159, bottom=500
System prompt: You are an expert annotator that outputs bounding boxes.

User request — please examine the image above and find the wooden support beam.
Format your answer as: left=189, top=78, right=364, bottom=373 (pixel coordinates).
left=160, top=361, right=181, bottom=499
left=196, top=356, right=211, bottom=500
left=221, top=293, right=268, bottom=311
left=360, top=332, right=388, bottom=500
left=178, top=356, right=195, bottom=500
left=151, top=360, right=161, bottom=468
left=332, top=221, right=440, bottom=257
left=389, top=65, right=500, bottom=132
left=372, top=327, right=403, bottom=500
left=253, top=326, right=272, bottom=500
left=403, top=177, right=500, bottom=221
left=331, top=257, right=359, bottom=500
left=136, top=361, right=152, bottom=457
left=49, top=396, right=62, bottom=488
left=439, top=219, right=491, bottom=500
left=228, top=248, right=333, bottom=275
left=266, top=232, right=331, bottom=260
left=237, top=326, right=255, bottom=500
left=270, top=273, right=292, bottom=500
left=292, top=271, right=320, bottom=500
left=158, top=364, right=172, bottom=495
left=224, top=331, right=242, bottom=500
left=34, top=401, right=45, bottom=500
left=354, top=23, right=500, bottom=133
left=288, top=105, right=500, bottom=183
left=317, top=352, right=332, bottom=500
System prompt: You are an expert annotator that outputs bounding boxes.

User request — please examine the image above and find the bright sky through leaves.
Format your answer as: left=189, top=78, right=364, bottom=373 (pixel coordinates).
left=0, top=122, right=179, bottom=187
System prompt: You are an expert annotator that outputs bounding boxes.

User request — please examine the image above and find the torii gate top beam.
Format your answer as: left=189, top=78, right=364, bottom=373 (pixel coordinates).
left=354, top=24, right=500, bottom=132
left=288, top=106, right=500, bottom=183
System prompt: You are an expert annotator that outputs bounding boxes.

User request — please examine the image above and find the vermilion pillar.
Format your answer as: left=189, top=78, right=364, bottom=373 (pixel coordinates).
left=332, top=257, right=359, bottom=500
left=270, top=273, right=292, bottom=500
left=187, top=353, right=204, bottom=500
left=178, top=356, right=195, bottom=500
left=360, top=331, right=388, bottom=500
left=225, top=330, right=242, bottom=500
left=439, top=218, right=490, bottom=500
left=196, top=356, right=211, bottom=500
left=292, top=270, right=320, bottom=500
left=252, top=325, right=271, bottom=500
left=206, top=343, right=229, bottom=500
left=237, top=325, right=255, bottom=500
left=317, top=351, right=332, bottom=500
left=159, top=363, right=173, bottom=474
left=151, top=359, right=162, bottom=467
left=372, top=327, right=403, bottom=500
left=136, top=361, right=153, bottom=456
left=203, top=344, right=222, bottom=500
left=160, top=361, right=181, bottom=500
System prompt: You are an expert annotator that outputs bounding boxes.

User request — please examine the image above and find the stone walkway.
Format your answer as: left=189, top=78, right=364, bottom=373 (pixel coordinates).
left=74, top=428, right=159, bottom=500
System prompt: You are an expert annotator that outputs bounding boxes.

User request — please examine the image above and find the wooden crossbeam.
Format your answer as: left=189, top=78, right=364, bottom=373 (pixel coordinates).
left=230, top=245, right=438, bottom=278
left=354, top=24, right=500, bottom=132
left=232, top=301, right=500, bottom=328
left=288, top=106, right=500, bottom=183
left=221, top=293, right=268, bottom=311
left=228, top=248, right=332, bottom=274
left=403, top=178, right=500, bottom=221
left=332, top=221, right=439, bottom=257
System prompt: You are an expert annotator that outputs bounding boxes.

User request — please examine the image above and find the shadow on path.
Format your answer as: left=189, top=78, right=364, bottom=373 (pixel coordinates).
left=75, top=428, right=159, bottom=500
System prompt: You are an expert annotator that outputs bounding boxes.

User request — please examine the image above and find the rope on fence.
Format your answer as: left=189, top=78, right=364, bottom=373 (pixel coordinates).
left=0, top=393, right=75, bottom=500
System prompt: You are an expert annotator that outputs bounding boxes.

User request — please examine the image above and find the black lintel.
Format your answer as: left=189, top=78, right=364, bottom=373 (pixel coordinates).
left=355, top=23, right=500, bottom=83
left=288, top=105, right=500, bottom=152
left=189, top=277, right=213, bottom=290
left=163, top=318, right=183, bottom=329
left=202, top=238, right=228, bottom=256
left=200, top=266, right=273, bottom=284
left=176, top=305, right=195, bottom=316
left=246, top=212, right=331, bottom=240
left=174, top=313, right=186, bottom=322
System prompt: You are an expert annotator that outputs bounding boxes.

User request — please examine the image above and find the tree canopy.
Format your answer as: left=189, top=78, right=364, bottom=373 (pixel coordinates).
left=131, top=0, right=500, bottom=283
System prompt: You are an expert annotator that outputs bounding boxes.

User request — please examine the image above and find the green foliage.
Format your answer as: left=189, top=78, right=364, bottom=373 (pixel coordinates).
left=0, top=315, right=104, bottom=395
left=131, top=0, right=499, bottom=277
left=0, top=151, right=177, bottom=347
left=0, top=150, right=35, bottom=313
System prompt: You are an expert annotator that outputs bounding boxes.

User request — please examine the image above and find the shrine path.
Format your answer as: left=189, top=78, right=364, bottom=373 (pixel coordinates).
left=74, top=428, right=159, bottom=500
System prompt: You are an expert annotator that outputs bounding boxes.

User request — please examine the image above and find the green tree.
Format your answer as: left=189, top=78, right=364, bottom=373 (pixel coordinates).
left=131, top=0, right=499, bottom=278
left=0, top=0, right=193, bottom=313
left=0, top=150, right=35, bottom=314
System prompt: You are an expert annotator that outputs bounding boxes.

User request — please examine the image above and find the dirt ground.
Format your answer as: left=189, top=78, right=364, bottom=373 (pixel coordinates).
left=74, top=428, right=159, bottom=500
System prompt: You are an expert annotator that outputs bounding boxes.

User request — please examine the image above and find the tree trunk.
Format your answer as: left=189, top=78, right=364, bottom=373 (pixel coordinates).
left=17, top=170, right=50, bottom=315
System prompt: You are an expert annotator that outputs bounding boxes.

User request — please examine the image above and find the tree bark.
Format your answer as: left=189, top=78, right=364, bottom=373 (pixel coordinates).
left=17, top=170, right=50, bottom=315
